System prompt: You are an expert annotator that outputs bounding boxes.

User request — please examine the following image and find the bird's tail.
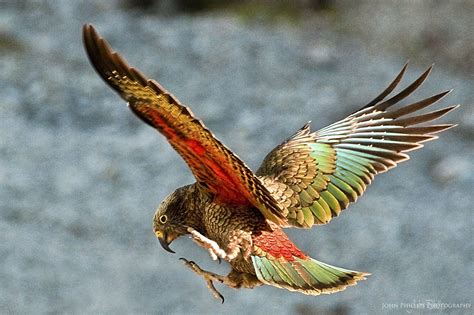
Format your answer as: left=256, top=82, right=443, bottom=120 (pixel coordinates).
left=251, top=254, right=369, bottom=295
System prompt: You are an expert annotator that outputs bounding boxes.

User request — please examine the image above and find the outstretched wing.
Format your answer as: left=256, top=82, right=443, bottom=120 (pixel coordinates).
left=83, top=24, right=286, bottom=225
left=257, top=64, right=457, bottom=228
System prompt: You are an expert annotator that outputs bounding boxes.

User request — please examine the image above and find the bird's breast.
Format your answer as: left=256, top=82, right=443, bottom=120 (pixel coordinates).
left=202, top=203, right=266, bottom=249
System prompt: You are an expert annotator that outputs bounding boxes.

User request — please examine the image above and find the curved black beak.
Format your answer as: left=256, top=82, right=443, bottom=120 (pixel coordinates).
left=156, top=230, right=175, bottom=253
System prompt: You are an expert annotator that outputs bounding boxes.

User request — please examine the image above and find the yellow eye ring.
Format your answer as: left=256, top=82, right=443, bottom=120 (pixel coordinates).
left=159, top=215, right=168, bottom=224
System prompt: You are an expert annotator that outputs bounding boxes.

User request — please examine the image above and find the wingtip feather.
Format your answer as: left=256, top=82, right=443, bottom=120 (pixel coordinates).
left=360, top=62, right=409, bottom=110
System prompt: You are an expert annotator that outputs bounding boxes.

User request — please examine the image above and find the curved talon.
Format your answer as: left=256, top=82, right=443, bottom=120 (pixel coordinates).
left=179, top=257, right=226, bottom=302
left=179, top=257, right=261, bottom=301
left=179, top=257, right=191, bottom=264
left=206, top=279, right=225, bottom=303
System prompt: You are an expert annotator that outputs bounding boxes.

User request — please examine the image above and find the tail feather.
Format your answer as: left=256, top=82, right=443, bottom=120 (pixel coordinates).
left=252, top=255, right=369, bottom=295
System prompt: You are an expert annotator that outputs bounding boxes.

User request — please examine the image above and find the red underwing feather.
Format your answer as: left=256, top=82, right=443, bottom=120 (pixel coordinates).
left=253, top=228, right=307, bottom=261
left=82, top=24, right=286, bottom=225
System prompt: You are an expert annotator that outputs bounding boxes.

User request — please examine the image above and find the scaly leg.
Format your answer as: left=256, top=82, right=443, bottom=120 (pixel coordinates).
left=187, top=227, right=240, bottom=261
left=180, top=258, right=261, bottom=303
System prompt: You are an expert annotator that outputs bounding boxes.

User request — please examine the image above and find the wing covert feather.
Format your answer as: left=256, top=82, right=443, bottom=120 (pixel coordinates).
left=258, top=64, right=457, bottom=228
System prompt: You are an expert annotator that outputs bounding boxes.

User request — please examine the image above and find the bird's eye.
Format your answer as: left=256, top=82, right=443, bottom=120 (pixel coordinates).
left=159, top=215, right=168, bottom=224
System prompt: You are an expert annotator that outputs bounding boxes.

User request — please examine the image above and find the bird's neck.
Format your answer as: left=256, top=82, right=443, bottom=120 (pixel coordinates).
left=182, top=183, right=209, bottom=233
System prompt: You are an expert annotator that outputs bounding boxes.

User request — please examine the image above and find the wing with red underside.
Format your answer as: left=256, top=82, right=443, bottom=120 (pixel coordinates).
left=83, top=24, right=286, bottom=225
left=251, top=228, right=368, bottom=295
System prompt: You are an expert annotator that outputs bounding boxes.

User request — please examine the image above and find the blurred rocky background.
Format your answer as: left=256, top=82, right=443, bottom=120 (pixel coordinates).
left=0, top=0, right=472, bottom=314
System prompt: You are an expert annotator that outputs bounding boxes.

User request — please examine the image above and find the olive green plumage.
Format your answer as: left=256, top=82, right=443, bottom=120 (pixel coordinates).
left=83, top=23, right=457, bottom=302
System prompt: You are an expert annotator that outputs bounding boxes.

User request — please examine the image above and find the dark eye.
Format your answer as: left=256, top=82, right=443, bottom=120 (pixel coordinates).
left=159, top=215, right=168, bottom=224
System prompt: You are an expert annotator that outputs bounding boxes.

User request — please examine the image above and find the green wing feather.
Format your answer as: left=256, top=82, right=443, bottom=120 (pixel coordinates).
left=251, top=255, right=368, bottom=295
left=257, top=64, right=458, bottom=228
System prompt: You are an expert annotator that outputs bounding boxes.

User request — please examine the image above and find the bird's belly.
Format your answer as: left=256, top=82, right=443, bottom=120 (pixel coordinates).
left=203, top=202, right=268, bottom=274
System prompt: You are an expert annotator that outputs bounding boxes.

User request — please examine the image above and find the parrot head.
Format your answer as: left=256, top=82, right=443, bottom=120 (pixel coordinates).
left=153, top=185, right=196, bottom=253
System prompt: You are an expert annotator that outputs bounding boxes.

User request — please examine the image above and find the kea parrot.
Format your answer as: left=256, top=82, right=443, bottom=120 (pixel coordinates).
left=83, top=24, right=457, bottom=302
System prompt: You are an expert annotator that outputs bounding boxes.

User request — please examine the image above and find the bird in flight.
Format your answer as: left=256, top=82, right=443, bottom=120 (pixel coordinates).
left=83, top=24, right=457, bottom=302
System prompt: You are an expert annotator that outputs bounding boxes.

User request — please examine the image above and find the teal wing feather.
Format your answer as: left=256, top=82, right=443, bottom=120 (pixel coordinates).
left=251, top=255, right=368, bottom=295
left=257, top=64, right=458, bottom=228
left=251, top=228, right=368, bottom=295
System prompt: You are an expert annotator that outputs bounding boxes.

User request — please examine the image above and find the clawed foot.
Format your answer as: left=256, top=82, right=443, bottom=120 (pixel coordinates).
left=180, top=258, right=262, bottom=303
left=180, top=258, right=226, bottom=303
left=187, top=227, right=240, bottom=261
